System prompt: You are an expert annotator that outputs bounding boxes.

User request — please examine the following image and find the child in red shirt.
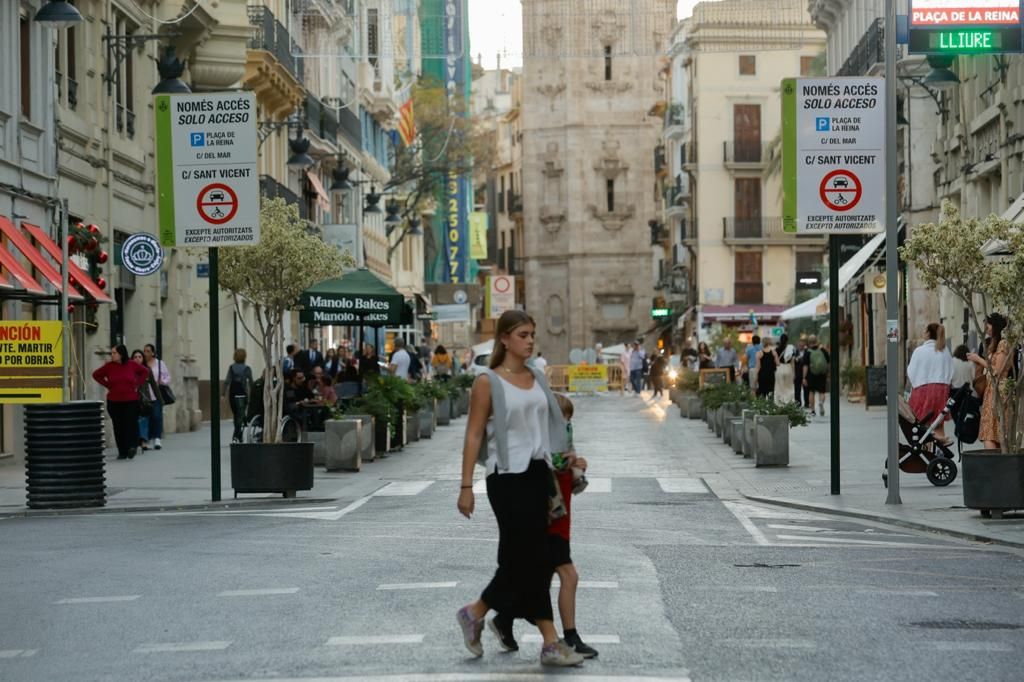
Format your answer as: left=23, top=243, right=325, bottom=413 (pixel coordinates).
left=489, top=394, right=598, bottom=659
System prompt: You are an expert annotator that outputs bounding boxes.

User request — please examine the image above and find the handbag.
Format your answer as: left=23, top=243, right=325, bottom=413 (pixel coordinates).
left=153, top=360, right=176, bottom=405
left=138, top=382, right=154, bottom=417
left=158, top=384, right=176, bottom=405
left=973, top=365, right=988, bottom=398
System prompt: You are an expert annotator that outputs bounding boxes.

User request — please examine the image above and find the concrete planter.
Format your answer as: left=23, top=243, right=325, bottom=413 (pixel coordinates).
left=962, top=451, right=1024, bottom=519
left=436, top=398, right=451, bottom=426
left=345, top=414, right=375, bottom=463
left=458, top=390, right=470, bottom=416
left=419, top=406, right=434, bottom=439
left=230, top=442, right=314, bottom=498
left=324, top=419, right=361, bottom=472
left=713, top=407, right=724, bottom=437
left=730, top=418, right=745, bottom=454
left=720, top=403, right=742, bottom=443
left=669, top=388, right=681, bottom=405
left=742, top=410, right=757, bottom=459
left=406, top=411, right=421, bottom=443
left=374, top=418, right=391, bottom=456
left=754, top=415, right=790, bottom=467
left=307, top=431, right=327, bottom=466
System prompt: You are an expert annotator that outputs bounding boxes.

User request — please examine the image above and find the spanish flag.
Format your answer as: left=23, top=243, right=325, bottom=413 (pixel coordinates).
left=398, top=99, right=416, bottom=146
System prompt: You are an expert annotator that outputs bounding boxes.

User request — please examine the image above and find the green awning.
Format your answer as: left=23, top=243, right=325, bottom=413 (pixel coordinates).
left=299, top=269, right=406, bottom=326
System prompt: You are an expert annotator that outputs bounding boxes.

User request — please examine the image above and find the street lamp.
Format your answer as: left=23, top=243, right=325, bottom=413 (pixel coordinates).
left=384, top=200, right=403, bottom=226
left=287, top=136, right=315, bottom=170
left=329, top=166, right=353, bottom=192
left=922, top=55, right=959, bottom=90
left=364, top=188, right=382, bottom=214
left=151, top=47, right=191, bottom=95
left=33, top=0, right=83, bottom=29
left=407, top=216, right=423, bottom=236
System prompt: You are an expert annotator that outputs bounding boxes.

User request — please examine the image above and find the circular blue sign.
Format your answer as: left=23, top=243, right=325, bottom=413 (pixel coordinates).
left=121, top=233, right=164, bottom=276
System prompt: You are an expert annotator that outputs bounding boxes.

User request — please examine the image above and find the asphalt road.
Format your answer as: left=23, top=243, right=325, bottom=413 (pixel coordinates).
left=2, top=395, right=1022, bottom=682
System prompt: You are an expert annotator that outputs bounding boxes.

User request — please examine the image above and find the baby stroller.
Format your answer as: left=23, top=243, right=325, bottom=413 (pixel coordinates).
left=883, top=383, right=971, bottom=488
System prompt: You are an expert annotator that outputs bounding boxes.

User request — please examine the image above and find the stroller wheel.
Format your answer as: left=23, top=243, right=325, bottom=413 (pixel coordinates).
left=926, top=457, right=958, bottom=487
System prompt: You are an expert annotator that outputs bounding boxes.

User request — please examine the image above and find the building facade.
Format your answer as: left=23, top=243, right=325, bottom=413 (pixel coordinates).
left=521, top=0, right=677, bottom=362
left=681, top=0, right=827, bottom=339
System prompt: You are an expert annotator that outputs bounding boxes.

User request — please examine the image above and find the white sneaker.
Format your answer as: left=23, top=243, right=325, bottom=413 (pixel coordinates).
left=154, top=438, right=162, bottom=450
left=540, top=640, right=584, bottom=667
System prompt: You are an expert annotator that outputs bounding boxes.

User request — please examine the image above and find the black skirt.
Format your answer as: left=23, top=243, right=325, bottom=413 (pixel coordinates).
left=481, top=459, right=554, bottom=622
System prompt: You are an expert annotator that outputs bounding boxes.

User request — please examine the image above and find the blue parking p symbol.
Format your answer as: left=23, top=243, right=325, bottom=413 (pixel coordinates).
left=815, top=117, right=830, bottom=132
left=190, top=132, right=205, bottom=147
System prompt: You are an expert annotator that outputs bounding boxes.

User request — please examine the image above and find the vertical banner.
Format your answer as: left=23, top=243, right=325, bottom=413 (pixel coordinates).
left=469, top=211, right=488, bottom=259
left=443, top=0, right=470, bottom=283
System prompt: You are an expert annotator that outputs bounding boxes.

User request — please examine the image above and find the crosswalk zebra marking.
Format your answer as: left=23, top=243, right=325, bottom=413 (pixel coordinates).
left=586, top=477, right=612, bottom=493
left=374, top=481, right=435, bottom=497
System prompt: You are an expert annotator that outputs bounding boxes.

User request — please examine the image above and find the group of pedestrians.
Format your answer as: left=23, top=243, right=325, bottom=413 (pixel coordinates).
left=92, top=343, right=173, bottom=460
left=455, top=310, right=597, bottom=668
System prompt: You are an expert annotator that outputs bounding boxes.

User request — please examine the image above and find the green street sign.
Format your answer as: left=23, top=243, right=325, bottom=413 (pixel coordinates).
left=908, top=1, right=1023, bottom=55
left=651, top=308, right=671, bottom=319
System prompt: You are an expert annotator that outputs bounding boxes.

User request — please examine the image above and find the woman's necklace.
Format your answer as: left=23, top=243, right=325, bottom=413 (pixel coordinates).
left=500, top=364, right=527, bottom=375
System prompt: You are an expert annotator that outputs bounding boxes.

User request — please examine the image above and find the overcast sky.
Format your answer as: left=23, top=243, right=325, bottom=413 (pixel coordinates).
left=468, top=0, right=711, bottom=69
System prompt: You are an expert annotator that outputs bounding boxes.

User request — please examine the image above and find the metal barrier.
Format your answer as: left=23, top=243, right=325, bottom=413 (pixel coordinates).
left=24, top=402, right=106, bottom=509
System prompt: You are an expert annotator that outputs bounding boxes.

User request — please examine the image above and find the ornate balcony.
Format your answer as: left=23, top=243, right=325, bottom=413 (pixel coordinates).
left=244, top=5, right=305, bottom=119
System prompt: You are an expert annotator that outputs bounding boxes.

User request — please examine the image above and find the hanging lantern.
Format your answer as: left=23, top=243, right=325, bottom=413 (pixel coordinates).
left=97, top=250, right=108, bottom=264
left=87, top=223, right=100, bottom=234
left=85, top=238, right=98, bottom=252
left=66, top=235, right=77, bottom=251
left=96, top=277, right=107, bottom=290
left=67, top=304, right=75, bottom=314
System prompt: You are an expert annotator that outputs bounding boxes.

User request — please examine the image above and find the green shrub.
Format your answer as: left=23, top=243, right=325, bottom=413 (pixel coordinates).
left=840, top=363, right=866, bottom=392
left=698, top=382, right=753, bottom=410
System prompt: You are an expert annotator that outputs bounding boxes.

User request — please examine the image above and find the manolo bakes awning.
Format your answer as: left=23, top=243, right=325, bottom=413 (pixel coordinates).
left=0, top=216, right=112, bottom=303
left=299, top=268, right=406, bottom=326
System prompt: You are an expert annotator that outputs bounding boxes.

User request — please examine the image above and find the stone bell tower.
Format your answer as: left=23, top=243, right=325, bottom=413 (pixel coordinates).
left=521, top=0, right=676, bottom=362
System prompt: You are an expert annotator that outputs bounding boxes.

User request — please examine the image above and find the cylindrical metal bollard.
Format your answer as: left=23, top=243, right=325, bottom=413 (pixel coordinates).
left=24, top=401, right=106, bottom=509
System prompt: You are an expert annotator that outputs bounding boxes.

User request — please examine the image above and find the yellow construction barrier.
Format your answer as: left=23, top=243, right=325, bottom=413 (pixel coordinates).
left=546, top=364, right=624, bottom=394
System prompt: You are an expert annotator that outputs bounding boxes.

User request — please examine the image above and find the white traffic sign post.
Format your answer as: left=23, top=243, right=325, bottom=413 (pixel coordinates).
left=782, top=77, right=885, bottom=235
left=155, top=92, right=259, bottom=247
left=155, top=92, right=260, bottom=503
left=782, top=77, right=886, bottom=498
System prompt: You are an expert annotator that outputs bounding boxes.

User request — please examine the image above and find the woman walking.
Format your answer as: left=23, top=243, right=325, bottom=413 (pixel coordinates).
left=697, top=341, right=713, bottom=370
left=323, top=347, right=341, bottom=379
left=968, top=313, right=1011, bottom=450
left=432, top=344, right=453, bottom=381
left=223, top=348, right=253, bottom=444
left=774, top=334, right=794, bottom=403
left=907, top=323, right=954, bottom=444
left=93, top=345, right=150, bottom=460
left=455, top=310, right=583, bottom=667
left=143, top=344, right=171, bottom=450
left=755, top=338, right=779, bottom=398
left=131, top=350, right=156, bottom=451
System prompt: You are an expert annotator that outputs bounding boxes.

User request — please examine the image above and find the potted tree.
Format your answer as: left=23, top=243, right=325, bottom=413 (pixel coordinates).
left=901, top=202, right=1024, bottom=517
left=748, top=398, right=809, bottom=466
left=219, top=198, right=346, bottom=497
left=840, top=363, right=866, bottom=402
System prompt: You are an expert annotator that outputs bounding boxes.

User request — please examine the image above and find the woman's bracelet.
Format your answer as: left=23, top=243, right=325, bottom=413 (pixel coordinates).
left=460, top=485, right=473, bottom=489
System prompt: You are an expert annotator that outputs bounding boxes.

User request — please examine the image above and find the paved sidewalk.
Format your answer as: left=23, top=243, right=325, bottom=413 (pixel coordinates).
left=0, top=417, right=470, bottom=516
left=664, top=393, right=1024, bottom=549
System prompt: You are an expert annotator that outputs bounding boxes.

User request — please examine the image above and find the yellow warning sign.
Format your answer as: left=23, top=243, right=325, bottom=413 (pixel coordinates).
left=567, top=364, right=608, bottom=393
left=0, top=321, right=64, bottom=403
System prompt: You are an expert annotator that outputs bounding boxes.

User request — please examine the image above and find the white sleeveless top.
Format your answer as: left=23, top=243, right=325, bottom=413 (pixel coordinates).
left=484, top=375, right=551, bottom=475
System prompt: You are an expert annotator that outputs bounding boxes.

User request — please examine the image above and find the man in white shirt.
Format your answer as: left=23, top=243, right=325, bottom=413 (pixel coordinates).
left=389, top=337, right=412, bottom=380
left=533, top=351, right=548, bottom=372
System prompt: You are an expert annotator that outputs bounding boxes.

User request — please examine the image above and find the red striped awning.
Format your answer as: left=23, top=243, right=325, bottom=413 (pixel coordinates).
left=0, top=216, right=112, bottom=303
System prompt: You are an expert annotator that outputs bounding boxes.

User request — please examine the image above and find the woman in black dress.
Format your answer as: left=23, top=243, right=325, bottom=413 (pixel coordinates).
left=755, top=338, right=780, bottom=398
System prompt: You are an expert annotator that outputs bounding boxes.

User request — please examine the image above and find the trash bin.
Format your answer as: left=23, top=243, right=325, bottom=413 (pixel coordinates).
left=24, top=401, right=106, bottom=509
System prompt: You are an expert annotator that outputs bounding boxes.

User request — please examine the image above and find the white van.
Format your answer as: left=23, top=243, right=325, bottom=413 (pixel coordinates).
left=468, top=340, right=494, bottom=376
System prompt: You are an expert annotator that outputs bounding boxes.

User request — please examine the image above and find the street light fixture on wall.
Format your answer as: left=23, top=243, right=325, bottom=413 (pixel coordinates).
left=922, top=55, right=959, bottom=90
left=329, top=166, right=354, bottom=192
left=363, top=188, right=383, bottom=214
left=33, top=0, right=83, bottom=29
left=151, top=47, right=191, bottom=95
left=286, top=136, right=315, bottom=170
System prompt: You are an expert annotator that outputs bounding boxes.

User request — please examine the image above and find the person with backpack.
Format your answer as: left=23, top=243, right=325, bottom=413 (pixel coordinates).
left=223, top=348, right=254, bottom=444
left=801, top=335, right=830, bottom=417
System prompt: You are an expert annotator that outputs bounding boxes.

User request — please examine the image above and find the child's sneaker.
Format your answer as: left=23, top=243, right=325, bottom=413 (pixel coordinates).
left=455, top=605, right=484, bottom=657
left=571, top=469, right=588, bottom=495
left=540, top=640, right=584, bottom=667
left=564, top=630, right=599, bottom=658
left=488, top=614, right=518, bottom=652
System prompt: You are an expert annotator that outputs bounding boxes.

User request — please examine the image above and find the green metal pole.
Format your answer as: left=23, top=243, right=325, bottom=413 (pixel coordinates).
left=829, top=235, right=841, bottom=495
left=209, top=246, right=221, bottom=502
